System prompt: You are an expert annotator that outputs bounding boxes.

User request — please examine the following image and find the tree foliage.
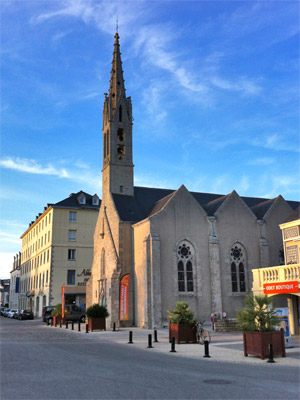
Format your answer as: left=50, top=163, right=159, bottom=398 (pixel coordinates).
left=51, top=303, right=68, bottom=317
left=86, top=304, right=109, bottom=318
left=237, top=295, right=279, bottom=332
left=167, top=302, right=195, bottom=324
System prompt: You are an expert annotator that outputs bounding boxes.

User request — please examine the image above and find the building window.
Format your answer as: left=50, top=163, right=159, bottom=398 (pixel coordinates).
left=119, top=105, right=122, bottom=122
left=68, top=249, right=76, bottom=260
left=67, top=270, right=76, bottom=285
left=177, top=241, right=194, bottom=292
left=93, top=197, right=99, bottom=205
left=47, top=249, right=50, bottom=262
left=79, top=196, right=86, bottom=205
left=46, top=270, right=48, bottom=284
left=69, top=212, right=77, bottom=223
left=68, top=230, right=76, bottom=242
left=230, top=244, right=246, bottom=293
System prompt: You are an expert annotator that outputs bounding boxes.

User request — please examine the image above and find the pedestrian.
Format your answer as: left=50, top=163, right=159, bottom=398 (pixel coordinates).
left=210, top=314, right=215, bottom=330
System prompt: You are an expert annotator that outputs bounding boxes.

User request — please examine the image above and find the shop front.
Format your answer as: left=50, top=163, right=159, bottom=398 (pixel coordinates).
left=64, top=286, right=86, bottom=310
left=252, top=264, right=300, bottom=335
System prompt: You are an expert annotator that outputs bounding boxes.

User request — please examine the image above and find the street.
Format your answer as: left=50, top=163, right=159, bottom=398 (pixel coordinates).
left=1, top=317, right=299, bottom=400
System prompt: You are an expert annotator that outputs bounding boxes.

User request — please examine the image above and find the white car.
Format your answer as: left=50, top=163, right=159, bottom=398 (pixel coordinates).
left=7, top=309, right=17, bottom=318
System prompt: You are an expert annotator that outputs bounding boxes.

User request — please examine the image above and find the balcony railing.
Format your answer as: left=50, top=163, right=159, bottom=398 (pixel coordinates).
left=260, top=264, right=300, bottom=284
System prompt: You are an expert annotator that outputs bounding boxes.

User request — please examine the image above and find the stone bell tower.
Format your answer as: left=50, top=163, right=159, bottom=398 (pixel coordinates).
left=102, top=32, right=134, bottom=198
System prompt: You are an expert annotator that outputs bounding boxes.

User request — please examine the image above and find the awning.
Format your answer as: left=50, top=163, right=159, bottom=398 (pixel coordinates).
left=64, top=286, right=86, bottom=295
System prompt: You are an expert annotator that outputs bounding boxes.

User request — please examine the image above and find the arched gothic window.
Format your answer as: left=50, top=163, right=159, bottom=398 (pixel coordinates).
left=119, top=105, right=122, bottom=122
left=106, top=130, right=109, bottom=157
left=230, top=244, right=246, bottom=293
left=101, top=248, right=105, bottom=277
left=177, top=242, right=194, bottom=292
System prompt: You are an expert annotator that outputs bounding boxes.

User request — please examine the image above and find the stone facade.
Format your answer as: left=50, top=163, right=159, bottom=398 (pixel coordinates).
left=87, top=32, right=299, bottom=329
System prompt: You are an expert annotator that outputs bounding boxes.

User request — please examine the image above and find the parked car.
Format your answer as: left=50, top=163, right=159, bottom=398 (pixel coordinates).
left=2, top=308, right=10, bottom=317
left=12, top=309, right=22, bottom=319
left=18, top=310, right=34, bottom=320
left=44, top=304, right=85, bottom=324
left=42, top=306, right=55, bottom=323
left=7, top=309, right=17, bottom=318
left=64, top=305, right=86, bottom=323
left=0, top=307, right=6, bottom=316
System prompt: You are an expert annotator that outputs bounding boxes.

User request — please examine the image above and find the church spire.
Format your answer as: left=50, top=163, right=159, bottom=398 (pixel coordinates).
left=102, top=31, right=134, bottom=197
left=109, top=31, right=126, bottom=113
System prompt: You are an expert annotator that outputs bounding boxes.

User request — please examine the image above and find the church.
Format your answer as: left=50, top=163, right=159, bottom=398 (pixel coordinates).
left=86, top=32, right=298, bottom=328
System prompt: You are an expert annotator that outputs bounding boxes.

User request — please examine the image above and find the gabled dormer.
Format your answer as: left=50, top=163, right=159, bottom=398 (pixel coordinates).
left=92, top=194, right=100, bottom=206
left=77, top=192, right=86, bottom=205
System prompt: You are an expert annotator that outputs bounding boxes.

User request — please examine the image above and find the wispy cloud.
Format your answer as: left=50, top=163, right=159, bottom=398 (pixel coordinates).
left=0, top=252, right=16, bottom=278
left=0, top=157, right=69, bottom=178
left=0, top=156, right=100, bottom=194
left=31, top=0, right=263, bottom=103
left=251, top=134, right=300, bottom=153
left=0, top=232, right=21, bottom=245
left=249, top=157, right=275, bottom=166
left=52, top=30, right=73, bottom=42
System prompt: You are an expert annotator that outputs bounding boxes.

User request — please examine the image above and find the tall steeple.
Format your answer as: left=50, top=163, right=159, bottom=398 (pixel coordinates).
left=102, top=31, right=134, bottom=198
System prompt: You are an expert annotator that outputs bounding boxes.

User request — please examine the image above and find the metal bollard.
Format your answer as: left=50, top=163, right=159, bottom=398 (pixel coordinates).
left=71, top=321, right=74, bottom=331
left=113, top=322, right=116, bottom=332
left=55, top=319, right=57, bottom=327
left=203, top=340, right=211, bottom=358
left=154, top=329, right=158, bottom=342
left=78, top=321, right=81, bottom=332
left=47, top=319, right=50, bottom=326
left=60, top=319, right=62, bottom=328
left=267, top=344, right=275, bottom=363
left=50, top=319, right=53, bottom=326
left=85, top=323, right=89, bottom=333
left=128, top=331, right=133, bottom=344
left=65, top=321, right=68, bottom=329
left=170, top=337, right=176, bottom=353
left=147, top=334, right=153, bottom=348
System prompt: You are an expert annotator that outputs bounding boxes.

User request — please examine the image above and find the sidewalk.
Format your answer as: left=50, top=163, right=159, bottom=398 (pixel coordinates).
left=48, top=323, right=300, bottom=366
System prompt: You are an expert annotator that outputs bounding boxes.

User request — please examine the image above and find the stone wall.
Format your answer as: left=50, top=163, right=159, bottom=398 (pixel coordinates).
left=214, top=319, right=240, bottom=332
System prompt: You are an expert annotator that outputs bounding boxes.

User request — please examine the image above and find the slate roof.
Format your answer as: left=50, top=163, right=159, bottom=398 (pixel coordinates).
left=22, top=191, right=101, bottom=237
left=51, top=191, right=101, bottom=210
left=283, top=205, right=300, bottom=223
left=112, top=186, right=299, bottom=223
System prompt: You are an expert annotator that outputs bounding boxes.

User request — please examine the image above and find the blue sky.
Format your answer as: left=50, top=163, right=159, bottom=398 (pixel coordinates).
left=1, top=0, right=299, bottom=278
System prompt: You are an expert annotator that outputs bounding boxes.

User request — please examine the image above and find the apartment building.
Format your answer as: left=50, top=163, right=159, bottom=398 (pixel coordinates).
left=9, top=252, right=21, bottom=309
left=19, top=191, right=100, bottom=317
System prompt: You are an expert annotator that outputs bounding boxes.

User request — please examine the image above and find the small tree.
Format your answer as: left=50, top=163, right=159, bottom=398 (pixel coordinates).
left=86, top=304, right=109, bottom=319
left=167, top=302, right=195, bottom=324
left=51, top=303, right=68, bottom=317
left=237, top=294, right=279, bottom=332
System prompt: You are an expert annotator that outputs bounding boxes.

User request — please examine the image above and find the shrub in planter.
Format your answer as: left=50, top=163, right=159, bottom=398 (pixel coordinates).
left=51, top=303, right=68, bottom=325
left=86, top=304, right=109, bottom=331
left=167, top=302, right=196, bottom=344
left=237, top=294, right=285, bottom=359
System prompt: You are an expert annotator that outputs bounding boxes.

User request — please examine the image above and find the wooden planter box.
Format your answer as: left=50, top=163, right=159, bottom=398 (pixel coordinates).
left=243, top=329, right=286, bottom=360
left=53, top=315, right=62, bottom=326
left=88, top=318, right=106, bottom=332
left=169, top=322, right=197, bottom=344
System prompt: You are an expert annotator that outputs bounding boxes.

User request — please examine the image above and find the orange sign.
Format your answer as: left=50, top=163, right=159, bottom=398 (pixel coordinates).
left=263, top=281, right=299, bottom=295
left=62, top=284, right=65, bottom=318
left=120, top=274, right=130, bottom=321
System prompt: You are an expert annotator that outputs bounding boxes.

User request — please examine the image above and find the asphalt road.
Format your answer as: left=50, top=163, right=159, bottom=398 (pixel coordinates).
left=1, top=318, right=299, bottom=400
